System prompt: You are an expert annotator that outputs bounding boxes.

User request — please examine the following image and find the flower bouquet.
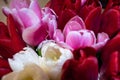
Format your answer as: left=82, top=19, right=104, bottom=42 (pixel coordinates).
left=0, top=0, right=120, bottom=80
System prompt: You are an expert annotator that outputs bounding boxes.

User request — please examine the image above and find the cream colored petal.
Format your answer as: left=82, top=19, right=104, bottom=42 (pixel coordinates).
left=2, top=72, right=18, bottom=80
left=2, top=64, right=49, bottom=80
left=15, top=64, right=49, bottom=80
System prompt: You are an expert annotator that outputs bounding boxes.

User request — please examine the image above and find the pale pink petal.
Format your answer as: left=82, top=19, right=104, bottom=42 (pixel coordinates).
left=53, top=29, right=64, bottom=42
left=18, top=8, right=40, bottom=28
left=41, top=7, right=57, bottom=39
left=48, top=19, right=57, bottom=39
left=97, top=32, right=109, bottom=43
left=78, top=30, right=96, bottom=47
left=81, top=0, right=87, bottom=6
left=22, top=23, right=48, bottom=46
left=29, top=0, right=42, bottom=19
left=70, top=16, right=86, bottom=29
left=10, top=0, right=30, bottom=9
left=12, top=9, right=24, bottom=32
left=2, top=7, right=12, bottom=16
left=66, top=30, right=96, bottom=50
left=66, top=31, right=82, bottom=50
left=63, top=16, right=85, bottom=37
left=93, top=32, right=109, bottom=50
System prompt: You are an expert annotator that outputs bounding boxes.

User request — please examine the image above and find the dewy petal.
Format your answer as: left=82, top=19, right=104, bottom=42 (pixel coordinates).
left=53, top=29, right=64, bottom=42
left=18, top=8, right=40, bottom=28
left=8, top=47, right=40, bottom=71
left=29, top=0, right=42, bottom=19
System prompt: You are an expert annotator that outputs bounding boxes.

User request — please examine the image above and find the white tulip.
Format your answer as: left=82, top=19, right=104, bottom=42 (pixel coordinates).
left=38, top=41, right=73, bottom=80
left=8, top=47, right=40, bottom=71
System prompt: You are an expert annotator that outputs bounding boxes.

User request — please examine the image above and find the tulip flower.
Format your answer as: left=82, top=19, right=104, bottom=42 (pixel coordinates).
left=46, top=0, right=101, bottom=29
left=8, top=47, right=40, bottom=71
left=53, top=16, right=109, bottom=50
left=2, top=64, right=49, bottom=80
left=37, top=41, right=73, bottom=80
left=100, top=32, right=120, bottom=80
left=100, top=51, right=120, bottom=80
left=0, top=15, right=26, bottom=59
left=2, top=0, right=57, bottom=46
left=61, top=47, right=98, bottom=80
left=0, top=58, right=12, bottom=79
left=0, top=15, right=25, bottom=79
left=85, top=0, right=120, bottom=37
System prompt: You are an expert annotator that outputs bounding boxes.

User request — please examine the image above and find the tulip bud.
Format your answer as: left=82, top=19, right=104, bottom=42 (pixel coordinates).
left=38, top=41, right=73, bottom=80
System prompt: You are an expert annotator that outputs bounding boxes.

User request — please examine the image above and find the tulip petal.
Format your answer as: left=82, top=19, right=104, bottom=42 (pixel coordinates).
left=100, top=9, right=120, bottom=37
left=22, top=23, right=48, bottom=46
left=85, top=7, right=102, bottom=34
left=66, top=31, right=82, bottom=50
left=53, top=29, right=64, bottom=42
left=62, top=55, right=98, bottom=80
left=10, top=0, right=30, bottom=9
left=29, top=0, right=42, bottom=19
left=2, top=7, right=12, bottom=16
left=0, top=15, right=25, bottom=59
left=0, top=58, right=11, bottom=79
left=93, top=32, right=109, bottom=50
left=18, top=8, right=40, bottom=28
left=63, top=16, right=85, bottom=37
left=58, top=9, right=76, bottom=30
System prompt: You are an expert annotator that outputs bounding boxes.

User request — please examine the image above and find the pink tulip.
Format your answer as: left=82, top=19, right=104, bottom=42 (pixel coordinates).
left=2, top=0, right=57, bottom=46
left=66, top=30, right=96, bottom=50
left=63, top=16, right=86, bottom=37
left=54, top=16, right=109, bottom=50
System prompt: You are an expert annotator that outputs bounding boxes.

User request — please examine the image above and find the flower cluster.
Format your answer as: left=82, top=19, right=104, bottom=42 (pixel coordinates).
left=0, top=0, right=120, bottom=80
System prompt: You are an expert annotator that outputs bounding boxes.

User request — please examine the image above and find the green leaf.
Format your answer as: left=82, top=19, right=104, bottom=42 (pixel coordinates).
left=36, top=49, right=42, bottom=56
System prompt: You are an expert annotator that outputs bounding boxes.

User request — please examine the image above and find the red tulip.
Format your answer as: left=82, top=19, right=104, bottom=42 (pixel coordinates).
left=0, top=57, right=12, bottom=79
left=0, top=15, right=26, bottom=59
left=47, top=0, right=101, bottom=30
left=100, top=32, right=120, bottom=80
left=100, top=51, right=120, bottom=80
left=85, top=0, right=120, bottom=37
left=61, top=47, right=98, bottom=80
left=0, top=14, right=26, bottom=78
